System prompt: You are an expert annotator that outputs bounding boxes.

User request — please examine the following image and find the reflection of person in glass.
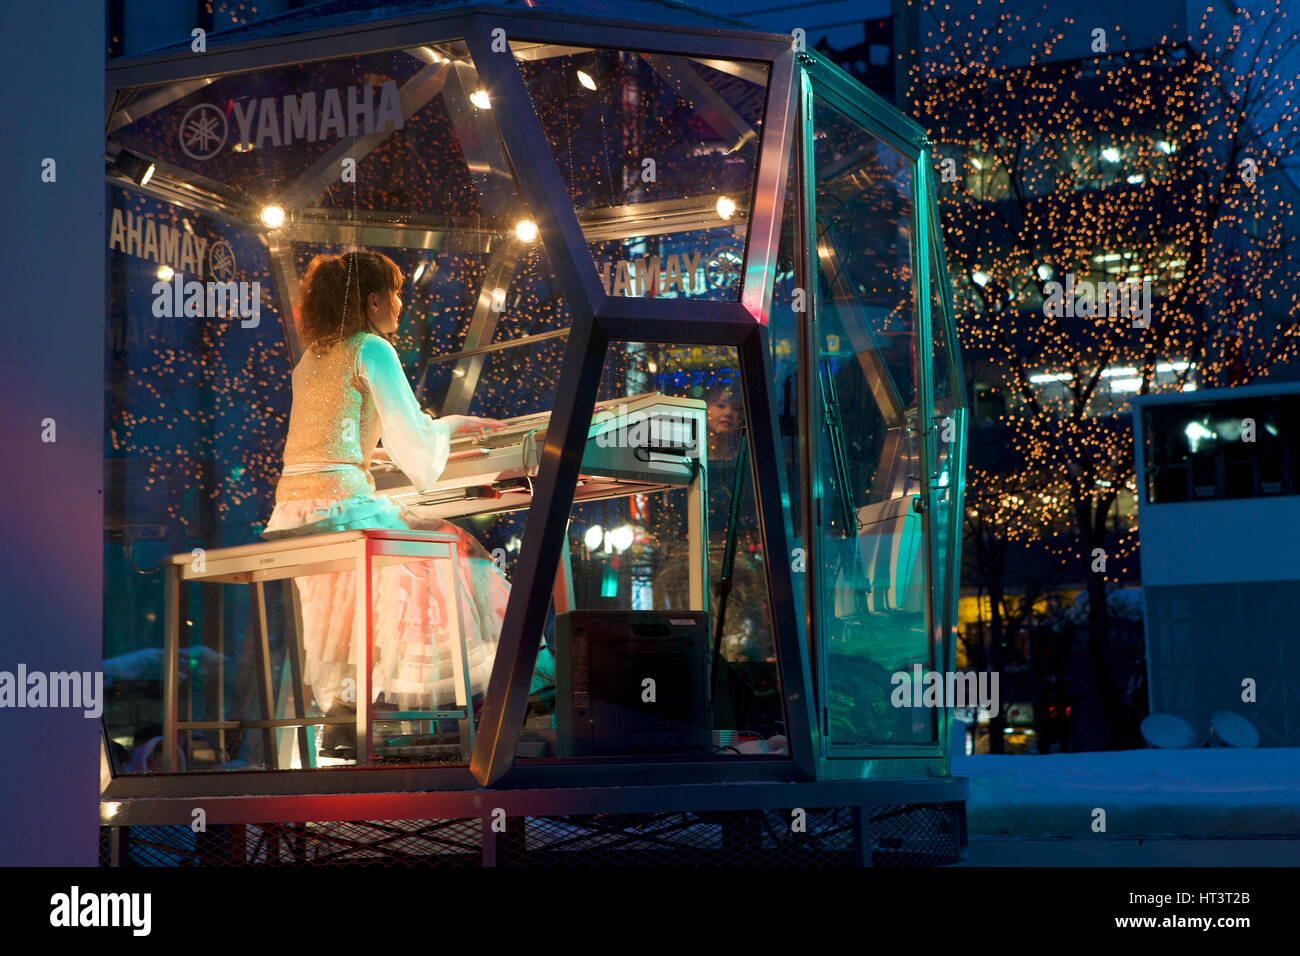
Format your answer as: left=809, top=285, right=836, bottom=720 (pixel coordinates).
left=704, top=382, right=770, bottom=662
left=652, top=379, right=773, bottom=663
left=706, top=382, right=743, bottom=464
left=262, top=251, right=508, bottom=757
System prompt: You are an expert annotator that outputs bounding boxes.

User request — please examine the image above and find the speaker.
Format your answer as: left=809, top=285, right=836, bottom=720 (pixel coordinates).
left=555, top=610, right=712, bottom=757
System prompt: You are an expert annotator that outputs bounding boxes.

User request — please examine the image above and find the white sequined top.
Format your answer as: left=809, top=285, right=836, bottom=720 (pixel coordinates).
left=274, top=332, right=451, bottom=503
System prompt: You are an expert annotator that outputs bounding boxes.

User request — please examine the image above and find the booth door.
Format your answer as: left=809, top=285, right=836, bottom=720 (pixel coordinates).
left=809, top=94, right=938, bottom=752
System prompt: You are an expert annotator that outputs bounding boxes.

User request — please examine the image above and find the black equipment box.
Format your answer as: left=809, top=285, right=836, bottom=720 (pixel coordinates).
left=555, top=610, right=712, bottom=757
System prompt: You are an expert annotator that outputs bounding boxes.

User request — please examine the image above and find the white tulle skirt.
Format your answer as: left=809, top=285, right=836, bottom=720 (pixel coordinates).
left=262, top=493, right=508, bottom=713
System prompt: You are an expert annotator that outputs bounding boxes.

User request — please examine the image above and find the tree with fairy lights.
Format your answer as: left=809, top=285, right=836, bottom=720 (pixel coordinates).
left=911, top=2, right=1300, bottom=747
left=961, top=440, right=1069, bottom=750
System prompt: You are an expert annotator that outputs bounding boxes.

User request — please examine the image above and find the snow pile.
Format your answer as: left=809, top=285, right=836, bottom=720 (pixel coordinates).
left=952, top=748, right=1300, bottom=837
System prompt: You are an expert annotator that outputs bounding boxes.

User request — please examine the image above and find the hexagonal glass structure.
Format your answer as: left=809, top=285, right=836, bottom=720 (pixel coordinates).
left=104, top=1, right=965, bottom=787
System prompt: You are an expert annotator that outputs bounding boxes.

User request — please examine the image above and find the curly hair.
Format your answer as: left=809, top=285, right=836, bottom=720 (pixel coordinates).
left=297, top=251, right=404, bottom=349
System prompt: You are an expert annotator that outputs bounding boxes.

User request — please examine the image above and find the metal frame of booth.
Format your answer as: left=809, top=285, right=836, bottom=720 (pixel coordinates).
left=101, top=5, right=968, bottom=834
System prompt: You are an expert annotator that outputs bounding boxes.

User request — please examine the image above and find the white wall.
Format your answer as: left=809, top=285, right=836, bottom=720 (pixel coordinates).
left=1139, top=496, right=1300, bottom=587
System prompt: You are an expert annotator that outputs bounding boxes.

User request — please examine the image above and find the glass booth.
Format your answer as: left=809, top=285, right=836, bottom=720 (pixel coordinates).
left=103, top=4, right=965, bottom=787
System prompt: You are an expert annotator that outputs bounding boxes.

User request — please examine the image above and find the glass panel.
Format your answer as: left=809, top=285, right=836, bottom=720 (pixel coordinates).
left=513, top=45, right=769, bottom=301
left=770, top=143, right=806, bottom=652
left=1143, top=395, right=1299, bottom=503
left=929, top=231, right=955, bottom=410
left=105, top=45, right=578, bottom=772
left=926, top=221, right=960, bottom=706
left=511, top=344, right=787, bottom=761
left=811, top=97, right=931, bottom=748
left=104, top=183, right=291, bottom=772
left=108, top=42, right=488, bottom=218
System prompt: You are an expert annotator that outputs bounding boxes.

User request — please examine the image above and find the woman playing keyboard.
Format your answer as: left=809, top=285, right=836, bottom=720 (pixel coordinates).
left=262, top=250, right=511, bottom=759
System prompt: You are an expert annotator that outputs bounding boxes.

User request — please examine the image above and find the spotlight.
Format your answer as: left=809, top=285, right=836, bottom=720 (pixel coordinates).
left=470, top=89, right=491, bottom=109
left=115, top=149, right=156, bottom=186
left=584, top=525, right=604, bottom=551
left=575, top=54, right=613, bottom=91
left=157, top=265, right=174, bottom=282
left=1100, top=146, right=1121, bottom=163
left=1037, top=264, right=1053, bottom=281
left=515, top=219, right=538, bottom=242
left=261, top=204, right=285, bottom=228
left=716, top=196, right=736, bottom=219
left=972, top=270, right=989, bottom=287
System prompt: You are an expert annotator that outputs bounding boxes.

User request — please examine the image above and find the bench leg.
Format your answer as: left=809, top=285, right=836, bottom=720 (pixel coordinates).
left=354, top=543, right=373, bottom=765
left=274, top=653, right=294, bottom=766
left=284, top=581, right=314, bottom=768
left=250, top=582, right=279, bottom=769
left=197, top=585, right=227, bottom=764
left=446, top=554, right=475, bottom=758
left=181, top=582, right=194, bottom=767
left=163, top=567, right=180, bottom=771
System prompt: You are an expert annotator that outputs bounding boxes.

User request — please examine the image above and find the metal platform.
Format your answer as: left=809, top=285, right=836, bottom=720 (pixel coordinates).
left=101, top=775, right=967, bottom=867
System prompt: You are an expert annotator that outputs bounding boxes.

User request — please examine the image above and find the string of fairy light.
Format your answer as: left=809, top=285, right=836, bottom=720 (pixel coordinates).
left=109, top=186, right=288, bottom=529
left=910, top=0, right=1299, bottom=582
left=109, top=46, right=763, bottom=537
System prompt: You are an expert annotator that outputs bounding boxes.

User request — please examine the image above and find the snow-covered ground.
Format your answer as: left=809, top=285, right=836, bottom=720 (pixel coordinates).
left=953, top=749, right=1300, bottom=838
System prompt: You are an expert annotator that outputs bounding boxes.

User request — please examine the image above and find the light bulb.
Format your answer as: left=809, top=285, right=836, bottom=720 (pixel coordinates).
left=610, top=525, right=634, bottom=553
left=261, top=204, right=285, bottom=228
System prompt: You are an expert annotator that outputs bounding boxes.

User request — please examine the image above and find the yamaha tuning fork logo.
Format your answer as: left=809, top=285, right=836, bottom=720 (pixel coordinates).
left=108, top=208, right=259, bottom=328
left=108, top=208, right=235, bottom=281
left=599, top=242, right=745, bottom=297
left=178, top=80, right=405, bottom=160
left=178, top=103, right=228, bottom=160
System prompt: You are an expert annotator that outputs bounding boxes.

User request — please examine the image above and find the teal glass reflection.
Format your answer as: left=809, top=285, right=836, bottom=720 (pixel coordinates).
left=811, top=98, right=932, bottom=747
left=925, top=218, right=959, bottom=693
